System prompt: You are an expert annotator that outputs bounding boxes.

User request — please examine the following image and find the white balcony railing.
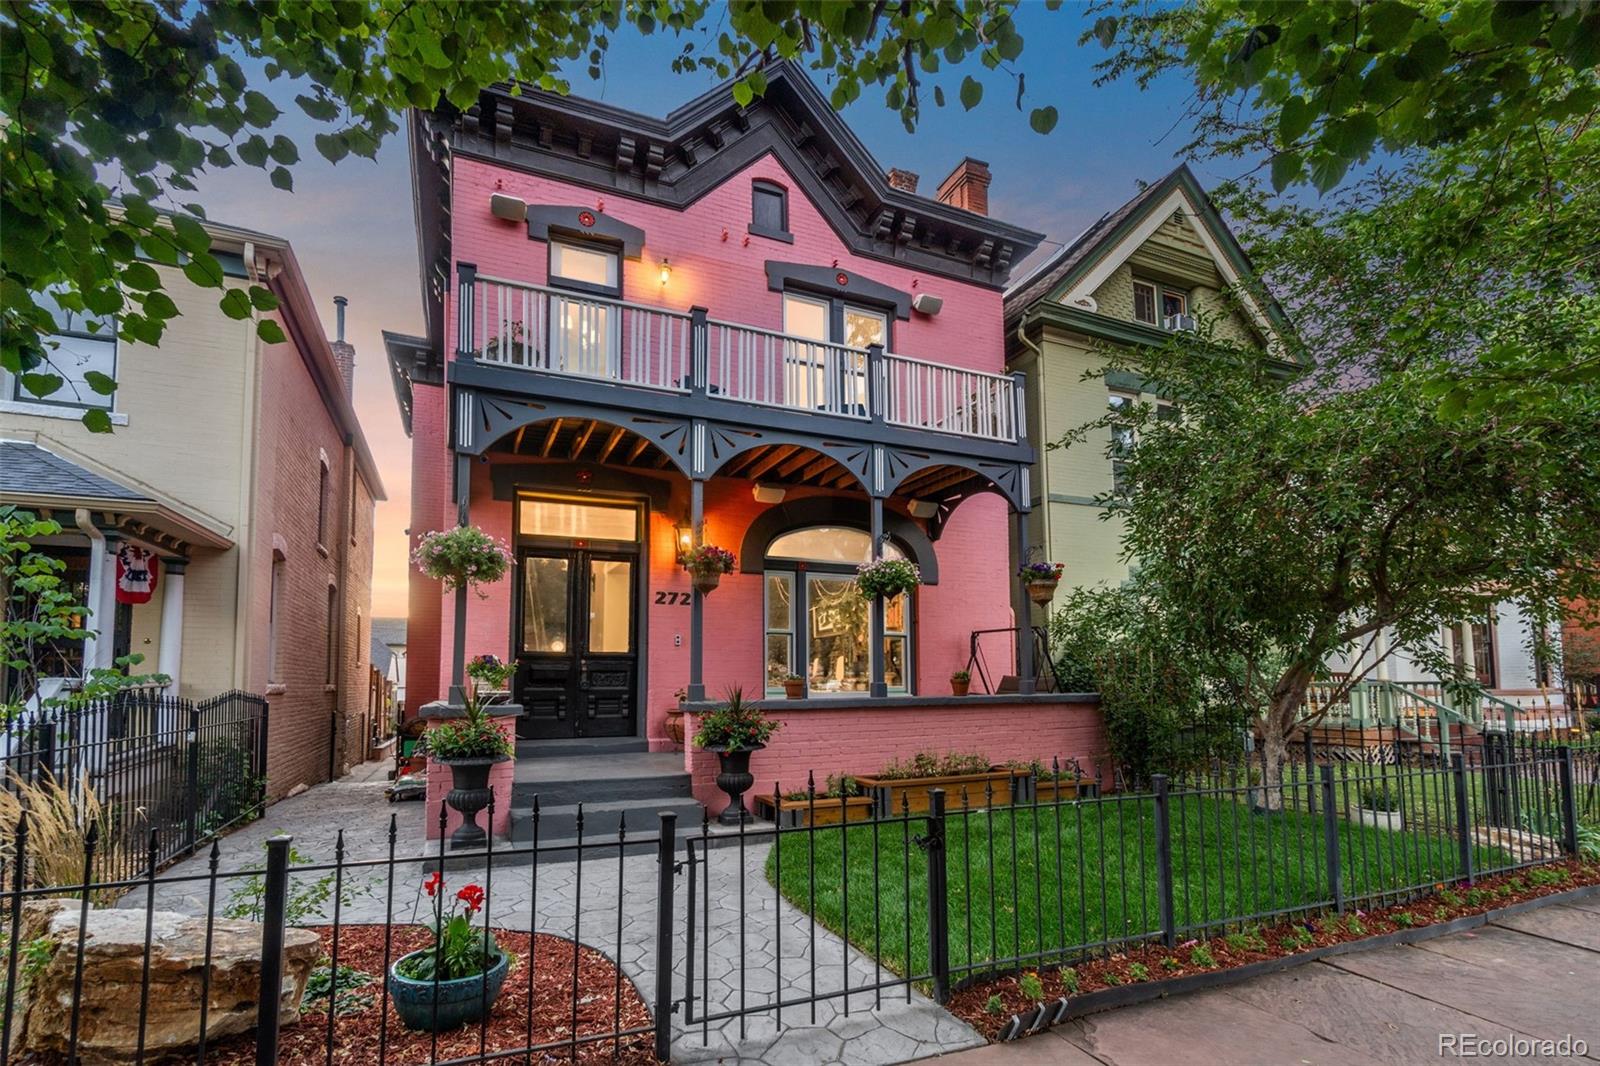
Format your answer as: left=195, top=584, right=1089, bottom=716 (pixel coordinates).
left=706, top=319, right=870, bottom=420
left=881, top=352, right=1020, bottom=442
left=462, top=274, right=1023, bottom=443
left=474, top=276, right=694, bottom=391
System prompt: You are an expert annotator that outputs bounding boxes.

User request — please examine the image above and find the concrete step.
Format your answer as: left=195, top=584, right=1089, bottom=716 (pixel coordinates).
left=514, top=737, right=649, bottom=759
left=509, top=797, right=706, bottom=845
left=511, top=752, right=690, bottom=806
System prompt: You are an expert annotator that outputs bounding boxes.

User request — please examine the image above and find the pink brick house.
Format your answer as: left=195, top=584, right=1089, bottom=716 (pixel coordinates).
left=387, top=64, right=1105, bottom=833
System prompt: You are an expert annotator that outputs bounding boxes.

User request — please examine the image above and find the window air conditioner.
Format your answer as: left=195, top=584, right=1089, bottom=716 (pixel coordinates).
left=1163, top=314, right=1197, bottom=332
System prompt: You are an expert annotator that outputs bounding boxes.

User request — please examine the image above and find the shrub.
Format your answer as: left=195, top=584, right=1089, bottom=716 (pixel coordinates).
left=693, top=687, right=779, bottom=750
left=1127, top=962, right=1150, bottom=982
left=1160, top=956, right=1181, bottom=972
left=427, top=688, right=513, bottom=760
left=1060, top=967, right=1079, bottom=993
left=1188, top=944, right=1216, bottom=968
left=782, top=773, right=859, bottom=802
left=1048, top=584, right=1254, bottom=785
left=875, top=751, right=991, bottom=780
left=1358, top=784, right=1402, bottom=812
left=1018, top=972, right=1044, bottom=1000
left=984, top=994, right=1004, bottom=1015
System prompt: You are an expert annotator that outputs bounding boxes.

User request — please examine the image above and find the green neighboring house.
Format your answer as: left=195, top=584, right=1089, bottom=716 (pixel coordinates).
left=1002, top=166, right=1567, bottom=728
left=1003, top=164, right=1284, bottom=592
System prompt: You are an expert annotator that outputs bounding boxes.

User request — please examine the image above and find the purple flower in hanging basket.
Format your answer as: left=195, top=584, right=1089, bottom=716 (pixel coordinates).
left=1018, top=561, right=1065, bottom=580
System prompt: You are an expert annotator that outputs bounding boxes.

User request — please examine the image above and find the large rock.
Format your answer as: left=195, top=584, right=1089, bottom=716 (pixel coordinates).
left=8, top=899, right=321, bottom=1063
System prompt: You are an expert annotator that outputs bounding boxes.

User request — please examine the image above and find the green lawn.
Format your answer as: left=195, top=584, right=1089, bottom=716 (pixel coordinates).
left=766, top=794, right=1513, bottom=978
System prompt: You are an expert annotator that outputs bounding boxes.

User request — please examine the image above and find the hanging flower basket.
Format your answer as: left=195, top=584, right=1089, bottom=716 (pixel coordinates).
left=1019, top=561, right=1066, bottom=605
left=681, top=544, right=735, bottom=595
left=412, top=526, right=512, bottom=594
left=855, top=558, right=921, bottom=600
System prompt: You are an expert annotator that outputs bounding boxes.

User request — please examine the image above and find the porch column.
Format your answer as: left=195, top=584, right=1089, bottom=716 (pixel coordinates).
left=869, top=495, right=886, bottom=697
left=449, top=452, right=470, bottom=704
left=157, top=557, right=187, bottom=696
left=1014, top=509, right=1037, bottom=695
left=76, top=517, right=107, bottom=677
left=94, top=532, right=122, bottom=671
left=687, top=477, right=706, bottom=702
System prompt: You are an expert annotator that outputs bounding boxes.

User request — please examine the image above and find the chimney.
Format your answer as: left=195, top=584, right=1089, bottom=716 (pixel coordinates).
left=886, top=167, right=920, bottom=194
left=331, top=295, right=355, bottom=399
left=935, top=157, right=991, bottom=216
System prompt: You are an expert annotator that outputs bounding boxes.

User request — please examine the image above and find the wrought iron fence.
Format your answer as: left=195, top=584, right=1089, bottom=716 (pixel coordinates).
left=0, top=728, right=1586, bottom=1065
left=0, top=688, right=267, bottom=880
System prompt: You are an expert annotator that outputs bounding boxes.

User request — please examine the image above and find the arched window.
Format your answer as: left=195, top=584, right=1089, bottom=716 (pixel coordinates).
left=763, top=526, right=911, bottom=697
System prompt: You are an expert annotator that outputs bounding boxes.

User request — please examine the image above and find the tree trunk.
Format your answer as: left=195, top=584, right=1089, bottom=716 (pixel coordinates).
left=1258, top=666, right=1316, bottom=812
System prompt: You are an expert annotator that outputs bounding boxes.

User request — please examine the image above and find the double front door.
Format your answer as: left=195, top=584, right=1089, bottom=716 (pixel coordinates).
left=515, top=548, right=637, bottom=739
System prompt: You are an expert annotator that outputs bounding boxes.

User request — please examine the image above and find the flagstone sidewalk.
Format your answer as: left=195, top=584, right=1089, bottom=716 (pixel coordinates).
left=125, top=759, right=982, bottom=1065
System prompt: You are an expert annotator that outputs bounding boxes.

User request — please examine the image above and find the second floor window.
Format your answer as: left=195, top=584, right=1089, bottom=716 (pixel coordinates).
left=750, top=180, right=791, bottom=241
left=549, top=239, right=620, bottom=295
left=1133, top=279, right=1188, bottom=328
left=14, top=288, right=117, bottom=410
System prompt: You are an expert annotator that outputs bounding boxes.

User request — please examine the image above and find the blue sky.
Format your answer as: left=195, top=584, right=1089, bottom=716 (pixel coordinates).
left=188, top=8, right=1218, bottom=615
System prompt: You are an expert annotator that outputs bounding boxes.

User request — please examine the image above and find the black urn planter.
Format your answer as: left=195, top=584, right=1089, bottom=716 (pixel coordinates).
left=708, top=744, right=763, bottom=825
left=442, top=755, right=508, bottom=849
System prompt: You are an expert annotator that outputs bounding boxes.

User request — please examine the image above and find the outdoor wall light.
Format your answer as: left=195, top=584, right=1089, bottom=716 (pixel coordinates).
left=752, top=483, right=786, bottom=505
left=659, top=257, right=671, bottom=285
left=674, top=522, right=694, bottom=557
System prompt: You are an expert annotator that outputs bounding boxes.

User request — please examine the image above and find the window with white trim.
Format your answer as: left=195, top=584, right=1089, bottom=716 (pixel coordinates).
left=268, top=553, right=286, bottom=684
left=1107, top=392, right=1137, bottom=495
left=13, top=288, right=117, bottom=409
left=1132, top=279, right=1188, bottom=329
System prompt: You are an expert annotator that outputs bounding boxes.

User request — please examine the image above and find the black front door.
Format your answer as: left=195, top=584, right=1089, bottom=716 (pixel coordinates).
left=515, top=549, right=638, bottom=739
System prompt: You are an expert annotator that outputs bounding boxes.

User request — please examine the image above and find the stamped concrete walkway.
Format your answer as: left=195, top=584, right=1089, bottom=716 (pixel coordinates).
left=941, top=895, right=1600, bottom=1066
left=126, top=759, right=981, bottom=1065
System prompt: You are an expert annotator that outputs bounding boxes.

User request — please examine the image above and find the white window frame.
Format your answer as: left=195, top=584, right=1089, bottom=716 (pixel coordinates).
left=1132, top=278, right=1188, bottom=328
left=9, top=288, right=119, bottom=412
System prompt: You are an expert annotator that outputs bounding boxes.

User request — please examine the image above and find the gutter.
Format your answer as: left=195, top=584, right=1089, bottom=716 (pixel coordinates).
left=73, top=508, right=106, bottom=676
left=233, top=241, right=264, bottom=691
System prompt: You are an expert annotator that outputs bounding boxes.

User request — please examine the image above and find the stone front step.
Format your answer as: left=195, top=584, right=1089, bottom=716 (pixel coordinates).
left=514, top=736, right=649, bottom=759
left=511, top=751, right=690, bottom=807
left=508, top=797, right=707, bottom=846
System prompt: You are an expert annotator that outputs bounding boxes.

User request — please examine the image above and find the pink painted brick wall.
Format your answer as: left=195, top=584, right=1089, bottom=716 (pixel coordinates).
left=683, top=700, right=1109, bottom=814
left=445, top=153, right=1006, bottom=375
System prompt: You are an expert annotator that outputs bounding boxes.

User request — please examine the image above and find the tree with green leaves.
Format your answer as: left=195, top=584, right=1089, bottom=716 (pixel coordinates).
left=1061, top=288, right=1600, bottom=797
left=1, top=0, right=1062, bottom=429
left=1084, top=0, right=1600, bottom=412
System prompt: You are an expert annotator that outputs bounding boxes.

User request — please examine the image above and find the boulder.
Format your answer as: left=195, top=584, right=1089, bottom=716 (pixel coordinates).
left=8, top=899, right=321, bottom=1064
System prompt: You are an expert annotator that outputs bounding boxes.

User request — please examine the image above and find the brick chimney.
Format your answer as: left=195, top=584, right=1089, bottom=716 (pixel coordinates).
left=331, top=295, right=355, bottom=399
left=886, top=167, right=920, bottom=194
left=935, top=157, right=991, bottom=216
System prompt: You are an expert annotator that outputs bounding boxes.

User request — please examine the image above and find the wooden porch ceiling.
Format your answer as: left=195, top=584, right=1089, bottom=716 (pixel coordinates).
left=489, top=420, right=994, bottom=501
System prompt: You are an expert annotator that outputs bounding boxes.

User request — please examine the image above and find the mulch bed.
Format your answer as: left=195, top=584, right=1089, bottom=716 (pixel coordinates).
left=208, top=926, right=657, bottom=1064
left=948, top=859, right=1600, bottom=1042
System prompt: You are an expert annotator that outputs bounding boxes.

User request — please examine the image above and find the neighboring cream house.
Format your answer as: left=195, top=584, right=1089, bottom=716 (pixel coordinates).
left=0, top=219, right=386, bottom=796
left=1003, top=165, right=1563, bottom=720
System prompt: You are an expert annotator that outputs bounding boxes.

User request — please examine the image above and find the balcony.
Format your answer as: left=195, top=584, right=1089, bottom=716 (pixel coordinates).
left=458, top=273, right=1025, bottom=445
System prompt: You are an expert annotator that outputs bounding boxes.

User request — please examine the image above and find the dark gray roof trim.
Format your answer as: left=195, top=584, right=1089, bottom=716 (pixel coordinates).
left=526, top=206, right=645, bottom=259
left=410, top=61, right=1045, bottom=352
left=0, top=441, right=151, bottom=503
left=765, top=261, right=912, bottom=320
left=383, top=330, right=438, bottom=438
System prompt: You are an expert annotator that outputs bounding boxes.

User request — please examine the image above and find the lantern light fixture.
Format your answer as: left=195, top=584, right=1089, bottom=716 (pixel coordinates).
left=659, top=257, right=671, bottom=285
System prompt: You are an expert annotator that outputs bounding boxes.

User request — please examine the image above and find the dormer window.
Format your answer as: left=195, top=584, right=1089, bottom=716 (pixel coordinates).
left=1133, top=279, right=1188, bottom=328
left=749, top=180, right=792, bottom=243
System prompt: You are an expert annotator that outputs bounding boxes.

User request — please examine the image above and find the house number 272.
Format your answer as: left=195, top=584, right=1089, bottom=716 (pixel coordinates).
left=654, top=591, right=692, bottom=606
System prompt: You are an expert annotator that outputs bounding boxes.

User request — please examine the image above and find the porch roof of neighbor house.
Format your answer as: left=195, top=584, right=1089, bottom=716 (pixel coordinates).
left=0, top=440, right=153, bottom=503
left=0, top=439, right=235, bottom=551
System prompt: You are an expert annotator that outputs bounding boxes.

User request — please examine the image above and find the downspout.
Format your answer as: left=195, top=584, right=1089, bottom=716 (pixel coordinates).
left=1014, top=316, right=1053, bottom=562
left=73, top=508, right=106, bottom=683
left=334, top=434, right=356, bottom=776
left=232, top=241, right=263, bottom=690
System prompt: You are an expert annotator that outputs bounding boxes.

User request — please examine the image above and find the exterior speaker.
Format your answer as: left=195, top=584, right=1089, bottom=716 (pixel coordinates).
left=907, top=499, right=939, bottom=519
left=490, top=193, right=528, bottom=222
left=753, top=483, right=787, bottom=504
left=911, top=292, right=943, bottom=316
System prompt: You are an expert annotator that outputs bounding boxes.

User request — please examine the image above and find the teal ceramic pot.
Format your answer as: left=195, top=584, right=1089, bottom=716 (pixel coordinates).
left=387, top=949, right=510, bottom=1031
